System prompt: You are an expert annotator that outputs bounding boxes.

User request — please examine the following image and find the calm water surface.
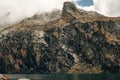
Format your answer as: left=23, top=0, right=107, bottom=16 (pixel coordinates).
left=7, top=74, right=120, bottom=80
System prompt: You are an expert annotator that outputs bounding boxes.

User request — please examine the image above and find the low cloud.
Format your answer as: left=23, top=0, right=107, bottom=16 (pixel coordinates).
left=93, top=0, right=120, bottom=17
left=0, top=0, right=71, bottom=25
left=74, top=0, right=120, bottom=17
left=0, top=0, right=120, bottom=26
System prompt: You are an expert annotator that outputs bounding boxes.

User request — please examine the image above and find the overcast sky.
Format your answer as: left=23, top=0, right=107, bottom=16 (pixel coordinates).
left=0, top=0, right=120, bottom=25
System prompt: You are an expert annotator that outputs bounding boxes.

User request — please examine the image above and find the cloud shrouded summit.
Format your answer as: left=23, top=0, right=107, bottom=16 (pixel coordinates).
left=0, top=0, right=120, bottom=26
left=0, top=0, right=72, bottom=25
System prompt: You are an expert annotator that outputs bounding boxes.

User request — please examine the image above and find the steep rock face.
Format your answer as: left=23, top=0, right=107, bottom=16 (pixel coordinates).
left=0, top=2, right=120, bottom=73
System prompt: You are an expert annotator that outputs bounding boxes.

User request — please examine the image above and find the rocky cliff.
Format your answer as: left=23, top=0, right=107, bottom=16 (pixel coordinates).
left=0, top=2, right=120, bottom=73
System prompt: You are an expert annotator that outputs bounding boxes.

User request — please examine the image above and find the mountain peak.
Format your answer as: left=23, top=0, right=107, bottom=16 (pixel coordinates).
left=0, top=1, right=120, bottom=74
left=61, top=1, right=79, bottom=19
left=61, top=1, right=106, bottom=22
left=62, top=1, right=78, bottom=11
left=61, top=2, right=120, bottom=23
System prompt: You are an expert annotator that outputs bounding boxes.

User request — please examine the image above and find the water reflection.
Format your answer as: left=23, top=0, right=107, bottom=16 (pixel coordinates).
left=7, top=74, right=120, bottom=80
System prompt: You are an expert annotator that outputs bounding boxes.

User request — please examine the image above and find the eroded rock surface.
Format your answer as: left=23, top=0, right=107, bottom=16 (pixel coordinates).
left=0, top=2, right=120, bottom=73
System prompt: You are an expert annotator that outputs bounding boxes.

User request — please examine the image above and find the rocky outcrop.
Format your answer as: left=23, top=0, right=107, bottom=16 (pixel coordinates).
left=0, top=2, right=120, bottom=73
left=68, top=62, right=102, bottom=74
